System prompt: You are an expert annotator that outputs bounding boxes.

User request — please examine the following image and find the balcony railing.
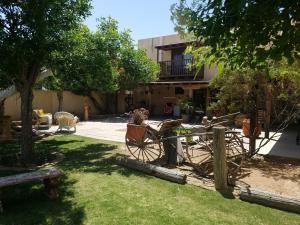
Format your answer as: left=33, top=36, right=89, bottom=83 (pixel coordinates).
left=159, top=59, right=204, bottom=80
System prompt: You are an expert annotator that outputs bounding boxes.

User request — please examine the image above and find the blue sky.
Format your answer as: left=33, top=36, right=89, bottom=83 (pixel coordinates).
left=84, top=0, right=178, bottom=43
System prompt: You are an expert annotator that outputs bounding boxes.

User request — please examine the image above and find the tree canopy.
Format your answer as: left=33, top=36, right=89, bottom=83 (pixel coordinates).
left=0, top=1, right=91, bottom=87
left=171, top=0, right=300, bottom=69
left=0, top=0, right=91, bottom=163
left=43, top=17, right=159, bottom=96
left=209, top=59, right=300, bottom=120
left=171, top=0, right=300, bottom=155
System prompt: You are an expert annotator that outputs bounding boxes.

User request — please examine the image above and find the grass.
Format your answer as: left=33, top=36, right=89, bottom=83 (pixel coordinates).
left=0, top=135, right=299, bottom=225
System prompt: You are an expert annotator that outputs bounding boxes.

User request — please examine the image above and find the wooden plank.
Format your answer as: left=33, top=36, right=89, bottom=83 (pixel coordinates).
left=240, top=187, right=300, bottom=214
left=0, top=168, right=63, bottom=188
left=213, top=127, right=228, bottom=191
left=115, top=156, right=186, bottom=184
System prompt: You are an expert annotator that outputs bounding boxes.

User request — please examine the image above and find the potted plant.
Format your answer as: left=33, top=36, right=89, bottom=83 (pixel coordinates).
left=126, top=109, right=147, bottom=142
left=242, top=119, right=262, bottom=138
left=178, top=99, right=194, bottom=123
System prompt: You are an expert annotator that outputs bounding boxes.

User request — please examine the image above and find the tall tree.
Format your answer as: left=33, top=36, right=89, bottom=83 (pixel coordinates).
left=44, top=24, right=94, bottom=111
left=0, top=1, right=91, bottom=163
left=0, top=68, right=12, bottom=117
left=43, top=17, right=159, bottom=113
left=171, top=0, right=300, bottom=155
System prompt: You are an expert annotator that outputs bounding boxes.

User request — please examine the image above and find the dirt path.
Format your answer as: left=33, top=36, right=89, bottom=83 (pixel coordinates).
left=235, top=156, right=300, bottom=199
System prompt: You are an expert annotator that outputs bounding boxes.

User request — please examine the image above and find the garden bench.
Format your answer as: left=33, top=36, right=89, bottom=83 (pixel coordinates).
left=0, top=167, right=63, bottom=212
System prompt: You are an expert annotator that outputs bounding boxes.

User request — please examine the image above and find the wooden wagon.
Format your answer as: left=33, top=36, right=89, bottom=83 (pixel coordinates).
left=125, top=113, right=246, bottom=176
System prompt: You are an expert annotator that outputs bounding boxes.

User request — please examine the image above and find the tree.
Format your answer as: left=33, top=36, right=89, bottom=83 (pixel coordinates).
left=41, top=24, right=94, bottom=112
left=209, top=59, right=300, bottom=122
left=42, top=17, right=159, bottom=113
left=118, top=47, right=160, bottom=91
left=0, top=1, right=91, bottom=163
left=171, top=0, right=300, bottom=155
left=0, top=68, right=13, bottom=117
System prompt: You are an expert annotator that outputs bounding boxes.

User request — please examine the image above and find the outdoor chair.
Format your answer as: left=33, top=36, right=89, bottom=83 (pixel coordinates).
left=54, top=112, right=79, bottom=132
left=33, top=109, right=52, bottom=129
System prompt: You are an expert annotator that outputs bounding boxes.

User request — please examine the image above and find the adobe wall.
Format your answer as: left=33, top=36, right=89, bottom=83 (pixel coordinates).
left=4, top=90, right=105, bottom=120
left=138, top=34, right=218, bottom=81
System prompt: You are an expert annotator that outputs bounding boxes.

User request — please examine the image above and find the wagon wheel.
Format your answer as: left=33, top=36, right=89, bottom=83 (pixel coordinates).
left=126, top=129, right=162, bottom=162
left=225, top=132, right=246, bottom=177
left=185, top=133, right=214, bottom=175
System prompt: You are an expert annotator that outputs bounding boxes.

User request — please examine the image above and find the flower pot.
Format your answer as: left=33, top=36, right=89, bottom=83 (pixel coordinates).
left=126, top=123, right=146, bottom=142
left=242, top=119, right=262, bottom=138
left=235, top=114, right=248, bottom=128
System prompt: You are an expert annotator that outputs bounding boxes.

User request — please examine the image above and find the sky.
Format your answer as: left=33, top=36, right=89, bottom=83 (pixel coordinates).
left=84, top=0, right=179, bottom=43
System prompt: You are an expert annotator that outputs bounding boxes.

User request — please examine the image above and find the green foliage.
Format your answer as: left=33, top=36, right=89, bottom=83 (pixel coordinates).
left=178, top=99, right=194, bottom=114
left=209, top=69, right=266, bottom=114
left=0, top=0, right=92, bottom=87
left=0, top=68, right=11, bottom=90
left=41, top=17, right=159, bottom=95
left=118, top=48, right=159, bottom=90
left=0, top=1, right=91, bottom=161
left=269, top=59, right=300, bottom=121
left=209, top=59, right=300, bottom=121
left=171, top=0, right=300, bottom=70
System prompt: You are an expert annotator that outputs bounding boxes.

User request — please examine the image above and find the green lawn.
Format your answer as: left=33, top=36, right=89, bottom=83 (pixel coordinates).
left=0, top=135, right=299, bottom=225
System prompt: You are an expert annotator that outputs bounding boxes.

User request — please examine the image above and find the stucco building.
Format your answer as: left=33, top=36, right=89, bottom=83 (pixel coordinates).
left=117, top=34, right=218, bottom=116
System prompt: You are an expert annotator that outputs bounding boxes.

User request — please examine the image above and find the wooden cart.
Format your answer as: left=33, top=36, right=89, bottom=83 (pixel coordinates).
left=125, top=119, right=182, bottom=162
left=125, top=113, right=246, bottom=176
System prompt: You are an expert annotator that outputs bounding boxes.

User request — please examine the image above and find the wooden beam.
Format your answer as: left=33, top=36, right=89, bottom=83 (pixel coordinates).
left=115, top=156, right=186, bottom=184
left=240, top=187, right=300, bottom=214
left=0, top=168, right=62, bottom=188
left=213, top=126, right=228, bottom=191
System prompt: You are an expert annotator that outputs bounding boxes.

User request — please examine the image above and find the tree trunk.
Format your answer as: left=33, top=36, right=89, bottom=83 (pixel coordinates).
left=57, top=90, right=63, bottom=112
left=87, top=92, right=103, bottom=114
left=20, top=86, right=34, bottom=164
left=264, top=85, right=272, bottom=138
left=0, top=99, right=4, bottom=118
left=240, top=187, right=300, bottom=214
left=115, top=92, right=118, bottom=114
left=249, top=78, right=258, bottom=156
left=249, top=110, right=257, bottom=156
left=115, top=156, right=187, bottom=184
left=0, top=99, right=5, bottom=136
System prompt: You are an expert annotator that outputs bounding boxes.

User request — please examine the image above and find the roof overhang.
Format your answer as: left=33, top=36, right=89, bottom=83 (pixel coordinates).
left=139, top=80, right=209, bottom=89
left=155, top=41, right=195, bottom=51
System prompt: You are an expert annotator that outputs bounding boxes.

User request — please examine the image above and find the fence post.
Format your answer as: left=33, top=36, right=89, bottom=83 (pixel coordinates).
left=213, top=126, right=228, bottom=191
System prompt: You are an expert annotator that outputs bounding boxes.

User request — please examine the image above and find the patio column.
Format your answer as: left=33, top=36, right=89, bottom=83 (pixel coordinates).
left=188, top=88, right=193, bottom=99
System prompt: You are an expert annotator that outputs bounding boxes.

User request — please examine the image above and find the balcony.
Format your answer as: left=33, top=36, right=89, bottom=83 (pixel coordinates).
left=158, top=59, right=204, bottom=80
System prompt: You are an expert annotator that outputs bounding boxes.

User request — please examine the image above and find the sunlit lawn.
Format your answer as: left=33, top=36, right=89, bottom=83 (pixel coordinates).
left=0, top=135, right=299, bottom=225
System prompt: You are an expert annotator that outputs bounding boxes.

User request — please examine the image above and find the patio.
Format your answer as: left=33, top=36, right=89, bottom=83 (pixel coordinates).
left=46, top=116, right=300, bottom=160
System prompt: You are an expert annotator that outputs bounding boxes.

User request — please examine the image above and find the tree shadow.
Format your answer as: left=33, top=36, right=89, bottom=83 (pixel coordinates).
left=0, top=135, right=157, bottom=224
left=232, top=157, right=300, bottom=182
left=57, top=142, right=152, bottom=179
left=0, top=178, right=85, bottom=225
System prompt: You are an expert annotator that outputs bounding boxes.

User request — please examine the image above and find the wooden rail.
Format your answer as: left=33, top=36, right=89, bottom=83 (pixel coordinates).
left=159, top=59, right=204, bottom=79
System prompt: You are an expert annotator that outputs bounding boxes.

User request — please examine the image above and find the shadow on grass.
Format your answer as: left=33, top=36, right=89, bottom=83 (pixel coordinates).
left=34, top=138, right=150, bottom=179
left=0, top=135, right=155, bottom=224
left=0, top=178, right=85, bottom=225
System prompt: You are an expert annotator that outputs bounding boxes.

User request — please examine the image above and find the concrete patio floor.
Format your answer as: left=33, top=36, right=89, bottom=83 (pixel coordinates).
left=46, top=116, right=163, bottom=143
left=45, top=116, right=300, bottom=159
